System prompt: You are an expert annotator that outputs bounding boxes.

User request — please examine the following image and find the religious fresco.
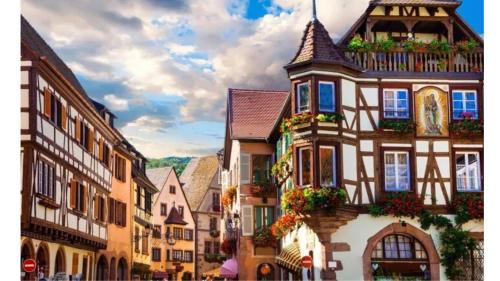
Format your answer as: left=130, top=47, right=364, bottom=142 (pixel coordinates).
left=415, top=86, right=449, bottom=137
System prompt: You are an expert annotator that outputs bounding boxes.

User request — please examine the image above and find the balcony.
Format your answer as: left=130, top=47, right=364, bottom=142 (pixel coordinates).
left=344, top=47, right=483, bottom=73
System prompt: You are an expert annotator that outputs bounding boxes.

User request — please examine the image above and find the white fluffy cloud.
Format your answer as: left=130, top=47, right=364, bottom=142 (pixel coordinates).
left=103, top=94, right=129, bottom=111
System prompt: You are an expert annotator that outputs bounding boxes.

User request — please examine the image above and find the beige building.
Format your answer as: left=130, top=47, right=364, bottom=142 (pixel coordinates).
left=147, top=167, right=196, bottom=280
left=180, top=155, right=223, bottom=280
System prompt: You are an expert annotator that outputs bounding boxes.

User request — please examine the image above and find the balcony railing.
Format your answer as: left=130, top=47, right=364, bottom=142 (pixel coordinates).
left=344, top=48, right=483, bottom=73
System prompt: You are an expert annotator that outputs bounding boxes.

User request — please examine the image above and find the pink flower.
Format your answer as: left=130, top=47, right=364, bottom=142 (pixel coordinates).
left=461, top=112, right=474, bottom=119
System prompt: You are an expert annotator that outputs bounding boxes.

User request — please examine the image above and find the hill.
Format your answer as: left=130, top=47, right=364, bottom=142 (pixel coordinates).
left=146, top=157, right=192, bottom=175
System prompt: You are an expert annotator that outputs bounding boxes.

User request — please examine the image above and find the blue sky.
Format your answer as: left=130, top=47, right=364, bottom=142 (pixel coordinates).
left=22, top=0, right=483, bottom=158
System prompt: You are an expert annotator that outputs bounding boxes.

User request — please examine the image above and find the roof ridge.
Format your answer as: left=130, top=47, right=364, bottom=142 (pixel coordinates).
left=229, top=88, right=289, bottom=93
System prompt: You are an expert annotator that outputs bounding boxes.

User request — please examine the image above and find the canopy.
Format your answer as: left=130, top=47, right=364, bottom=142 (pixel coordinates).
left=220, top=257, right=238, bottom=278
left=202, top=267, right=221, bottom=278
left=276, top=243, right=301, bottom=273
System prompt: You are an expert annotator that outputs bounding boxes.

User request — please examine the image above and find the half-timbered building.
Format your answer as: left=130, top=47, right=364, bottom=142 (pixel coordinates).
left=21, top=15, right=122, bottom=280
left=222, top=0, right=484, bottom=280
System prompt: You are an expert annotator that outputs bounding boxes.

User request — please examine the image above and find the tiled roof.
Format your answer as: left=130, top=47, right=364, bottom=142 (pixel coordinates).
left=181, top=156, right=219, bottom=211
left=370, top=0, right=459, bottom=6
left=287, top=19, right=361, bottom=70
left=228, top=89, right=289, bottom=140
left=164, top=206, right=188, bottom=225
left=146, top=166, right=174, bottom=190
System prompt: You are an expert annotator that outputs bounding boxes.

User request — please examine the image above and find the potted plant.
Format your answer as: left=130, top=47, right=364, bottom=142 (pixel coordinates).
left=456, top=39, right=478, bottom=53
left=271, top=214, right=300, bottom=238
left=451, top=193, right=483, bottom=224
left=449, top=112, right=483, bottom=137
left=368, top=192, right=424, bottom=218
left=415, top=60, right=423, bottom=72
left=428, top=39, right=451, bottom=53
left=437, top=58, right=448, bottom=71
left=209, top=229, right=220, bottom=238
left=374, top=38, right=395, bottom=52
left=316, top=113, right=344, bottom=123
left=253, top=226, right=277, bottom=247
left=379, top=119, right=415, bottom=134
left=347, top=34, right=372, bottom=52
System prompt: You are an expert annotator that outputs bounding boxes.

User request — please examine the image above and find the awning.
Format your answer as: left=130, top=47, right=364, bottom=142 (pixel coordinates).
left=202, top=267, right=221, bottom=278
left=220, top=257, right=238, bottom=278
left=276, top=243, right=301, bottom=273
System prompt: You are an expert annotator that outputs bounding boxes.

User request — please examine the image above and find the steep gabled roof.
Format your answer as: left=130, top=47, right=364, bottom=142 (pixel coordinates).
left=286, top=19, right=361, bottom=70
left=146, top=166, right=174, bottom=191
left=181, top=156, right=219, bottom=212
left=369, top=0, right=460, bottom=7
left=164, top=206, right=188, bottom=225
left=228, top=88, right=289, bottom=140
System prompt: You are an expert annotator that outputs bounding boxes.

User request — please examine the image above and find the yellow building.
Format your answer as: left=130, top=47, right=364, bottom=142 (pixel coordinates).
left=131, top=152, right=159, bottom=280
left=147, top=167, right=196, bottom=280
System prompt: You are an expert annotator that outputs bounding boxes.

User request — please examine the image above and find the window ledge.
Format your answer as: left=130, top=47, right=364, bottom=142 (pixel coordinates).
left=37, top=195, right=60, bottom=209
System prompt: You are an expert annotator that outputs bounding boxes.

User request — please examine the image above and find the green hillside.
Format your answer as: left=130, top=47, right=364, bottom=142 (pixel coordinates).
left=146, top=157, right=192, bottom=175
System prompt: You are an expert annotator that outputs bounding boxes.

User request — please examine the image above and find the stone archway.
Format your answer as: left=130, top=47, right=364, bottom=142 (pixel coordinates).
left=96, top=255, right=109, bottom=281
left=21, top=239, right=35, bottom=281
left=110, top=257, right=117, bottom=281
left=54, top=247, right=66, bottom=274
left=117, top=257, right=128, bottom=281
left=362, top=222, right=440, bottom=281
left=36, top=242, right=50, bottom=278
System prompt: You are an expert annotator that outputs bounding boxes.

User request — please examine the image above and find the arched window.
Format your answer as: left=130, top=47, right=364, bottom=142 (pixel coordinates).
left=371, top=234, right=430, bottom=280
left=257, top=263, right=275, bottom=281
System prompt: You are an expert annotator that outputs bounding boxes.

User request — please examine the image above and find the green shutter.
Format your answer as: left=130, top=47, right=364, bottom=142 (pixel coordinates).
left=255, top=207, right=263, bottom=230
left=266, top=207, right=274, bottom=226
left=277, top=139, right=282, bottom=158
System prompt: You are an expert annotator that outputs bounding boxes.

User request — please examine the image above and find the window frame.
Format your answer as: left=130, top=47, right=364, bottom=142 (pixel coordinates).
left=319, top=145, right=337, bottom=187
left=449, top=84, right=483, bottom=122
left=169, top=185, right=176, bottom=194
left=184, top=229, right=194, bottom=241
left=371, top=234, right=428, bottom=261
left=297, top=146, right=312, bottom=187
left=296, top=82, right=311, bottom=113
left=452, top=149, right=484, bottom=193
left=160, top=203, right=167, bottom=216
left=251, top=154, right=272, bottom=184
left=318, top=81, right=336, bottom=113
left=382, top=88, right=411, bottom=119
left=380, top=147, right=415, bottom=194
left=37, top=159, right=56, bottom=200
left=152, top=248, right=161, bottom=261
left=253, top=206, right=275, bottom=231
left=172, top=250, right=183, bottom=262
left=451, top=90, right=479, bottom=120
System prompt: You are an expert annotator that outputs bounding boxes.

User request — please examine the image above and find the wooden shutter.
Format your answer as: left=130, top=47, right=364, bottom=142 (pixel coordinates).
left=71, top=253, right=79, bottom=274
left=94, top=195, right=99, bottom=220
left=241, top=205, right=254, bottom=236
left=240, top=154, right=250, bottom=184
left=122, top=202, right=127, bottom=227
left=108, top=198, right=115, bottom=224
left=82, top=185, right=88, bottom=213
left=255, top=207, right=262, bottom=230
left=75, top=117, right=81, bottom=141
left=70, top=180, right=77, bottom=209
left=61, top=105, right=67, bottom=130
left=98, top=138, right=104, bottom=161
left=88, top=129, right=94, bottom=153
left=43, top=88, right=51, bottom=118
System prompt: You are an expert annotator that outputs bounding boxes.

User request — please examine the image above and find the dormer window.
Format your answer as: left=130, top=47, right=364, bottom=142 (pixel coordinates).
left=319, top=81, right=335, bottom=112
left=296, top=82, right=310, bottom=113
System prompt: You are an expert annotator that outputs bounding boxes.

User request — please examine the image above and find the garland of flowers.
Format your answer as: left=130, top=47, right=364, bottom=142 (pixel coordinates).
left=368, top=193, right=483, bottom=279
left=449, top=112, right=483, bottom=137
left=271, top=214, right=301, bottom=238
left=271, top=147, right=292, bottom=181
left=378, top=119, right=416, bottom=134
left=253, top=226, right=277, bottom=247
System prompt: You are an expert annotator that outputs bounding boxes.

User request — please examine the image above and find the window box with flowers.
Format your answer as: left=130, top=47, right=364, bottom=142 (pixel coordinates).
left=281, top=187, right=347, bottom=215
left=451, top=193, right=483, bottom=225
left=368, top=192, right=424, bottom=218
left=379, top=119, right=416, bottom=135
left=280, top=112, right=314, bottom=134
left=271, top=214, right=301, bottom=239
left=449, top=112, right=483, bottom=138
left=204, top=253, right=226, bottom=263
left=253, top=226, right=277, bottom=248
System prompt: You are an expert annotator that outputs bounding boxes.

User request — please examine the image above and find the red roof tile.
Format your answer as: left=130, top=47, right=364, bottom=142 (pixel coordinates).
left=228, top=89, right=289, bottom=140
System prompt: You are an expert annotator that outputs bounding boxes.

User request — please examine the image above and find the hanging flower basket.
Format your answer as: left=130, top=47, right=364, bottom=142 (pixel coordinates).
left=271, top=214, right=301, bottom=238
left=281, top=187, right=347, bottom=215
left=209, top=230, right=220, bottom=238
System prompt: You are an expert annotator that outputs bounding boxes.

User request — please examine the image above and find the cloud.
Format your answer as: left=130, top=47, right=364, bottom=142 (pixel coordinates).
left=103, top=94, right=129, bottom=111
left=125, top=115, right=175, bottom=133
left=167, top=43, right=196, bottom=55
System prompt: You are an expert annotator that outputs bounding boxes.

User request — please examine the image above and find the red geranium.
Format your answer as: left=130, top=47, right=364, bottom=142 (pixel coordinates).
left=380, top=192, right=424, bottom=218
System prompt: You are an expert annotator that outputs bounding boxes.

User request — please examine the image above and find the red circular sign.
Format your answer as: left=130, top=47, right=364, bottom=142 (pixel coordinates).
left=301, top=256, right=313, bottom=268
left=23, top=259, right=37, bottom=273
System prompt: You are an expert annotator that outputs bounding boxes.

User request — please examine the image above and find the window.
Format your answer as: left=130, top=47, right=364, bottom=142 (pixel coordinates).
left=210, top=217, right=217, bottom=231
left=458, top=239, right=483, bottom=280
left=184, top=251, right=193, bottom=263
left=384, top=151, right=410, bottom=191
left=319, top=81, right=335, bottom=112
left=383, top=89, right=409, bottom=119
left=153, top=225, right=162, bottom=239
left=135, top=187, right=141, bottom=208
left=173, top=227, right=183, bottom=239
left=184, top=229, right=194, bottom=241
left=43, top=88, right=66, bottom=130
left=108, top=198, right=115, bottom=224
left=169, top=185, right=176, bottom=194
left=115, top=201, right=127, bottom=227
left=319, top=146, right=336, bottom=187
left=212, top=193, right=221, bottom=212
left=252, top=155, right=271, bottom=184
left=77, top=120, right=93, bottom=152
left=37, top=160, right=56, bottom=199
left=166, top=249, right=171, bottom=261
left=134, top=227, right=140, bottom=252
left=114, top=155, right=126, bottom=181
left=152, top=248, right=161, bottom=261
left=254, top=206, right=274, bottom=231
left=452, top=90, right=478, bottom=120
left=97, top=196, right=106, bottom=222
left=70, top=180, right=87, bottom=213
left=205, top=241, right=211, bottom=254
left=298, top=147, right=311, bottom=186
left=296, top=82, right=310, bottom=113
left=371, top=234, right=427, bottom=260
left=456, top=152, right=482, bottom=192
left=101, top=143, right=111, bottom=167
left=160, top=203, right=167, bottom=216
left=173, top=250, right=183, bottom=261
left=145, top=191, right=152, bottom=213
left=214, top=242, right=220, bottom=254
left=142, top=229, right=148, bottom=254
left=178, top=206, right=184, bottom=218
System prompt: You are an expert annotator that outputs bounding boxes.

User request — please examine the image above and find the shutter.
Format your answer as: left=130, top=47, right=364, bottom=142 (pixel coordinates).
left=94, top=195, right=99, bottom=220
left=240, top=154, right=250, bottom=184
left=88, top=129, right=94, bottom=153
left=107, top=146, right=112, bottom=167
left=75, top=117, right=81, bottom=141
left=70, top=180, right=77, bottom=209
left=71, top=253, right=78, bottom=274
left=99, top=138, right=104, bottom=161
left=266, top=207, right=274, bottom=226
left=241, top=205, right=254, bottom=236
left=122, top=202, right=127, bottom=227
left=255, top=207, right=262, bottom=230
left=277, top=139, right=282, bottom=159
left=61, top=105, right=67, bottom=130
left=108, top=198, right=115, bottom=224
left=43, top=88, right=51, bottom=118
left=82, top=185, right=88, bottom=214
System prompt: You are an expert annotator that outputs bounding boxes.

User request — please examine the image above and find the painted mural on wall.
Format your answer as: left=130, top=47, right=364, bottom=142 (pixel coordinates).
left=415, top=87, right=449, bottom=137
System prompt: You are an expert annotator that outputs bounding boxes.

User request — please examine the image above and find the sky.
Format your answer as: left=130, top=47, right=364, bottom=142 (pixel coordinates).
left=21, top=0, right=484, bottom=158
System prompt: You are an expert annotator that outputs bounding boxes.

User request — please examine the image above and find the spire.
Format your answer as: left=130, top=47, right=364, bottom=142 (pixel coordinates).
left=312, top=0, right=317, bottom=21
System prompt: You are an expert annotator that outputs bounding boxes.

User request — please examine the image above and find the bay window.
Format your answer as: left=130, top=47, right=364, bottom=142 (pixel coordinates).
left=455, top=152, right=482, bottom=192
left=383, top=89, right=409, bottom=119
left=319, top=81, right=335, bottom=112
left=298, top=147, right=311, bottom=186
left=452, top=90, right=478, bottom=119
left=319, top=146, right=336, bottom=187
left=296, top=82, right=310, bottom=113
left=384, top=151, right=410, bottom=191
